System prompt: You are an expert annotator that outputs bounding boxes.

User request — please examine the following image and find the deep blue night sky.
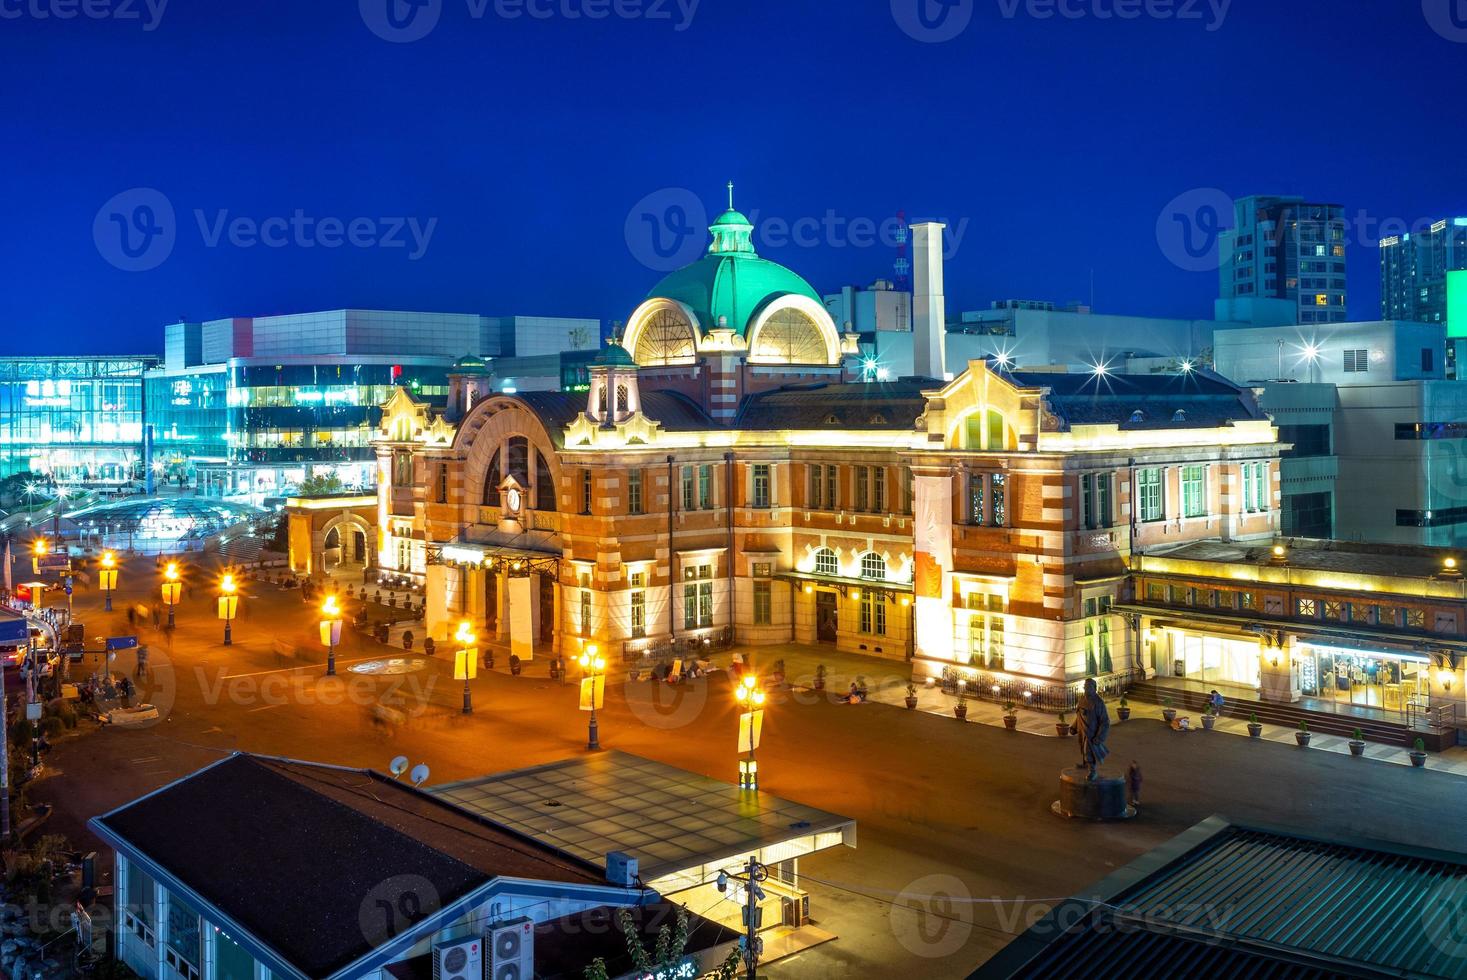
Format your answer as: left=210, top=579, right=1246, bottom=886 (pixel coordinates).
left=2, top=0, right=1464, bottom=355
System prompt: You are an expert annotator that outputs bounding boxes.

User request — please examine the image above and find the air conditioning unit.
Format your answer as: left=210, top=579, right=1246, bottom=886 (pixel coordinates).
left=485, top=917, right=534, bottom=980
left=432, top=937, right=483, bottom=980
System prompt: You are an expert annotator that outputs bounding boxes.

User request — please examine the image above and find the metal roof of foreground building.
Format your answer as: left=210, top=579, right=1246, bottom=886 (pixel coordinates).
left=430, top=750, right=857, bottom=884
left=972, top=815, right=1467, bottom=979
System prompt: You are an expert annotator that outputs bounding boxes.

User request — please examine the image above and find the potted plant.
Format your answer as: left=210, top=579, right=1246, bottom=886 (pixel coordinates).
left=509, top=653, right=522, bottom=676
left=1117, top=696, right=1131, bottom=722
left=1002, top=700, right=1018, bottom=730
left=813, top=665, right=827, bottom=692
left=1055, top=711, right=1070, bottom=737
left=401, top=630, right=413, bottom=651
left=1348, top=728, right=1366, bottom=757
left=1247, top=712, right=1263, bottom=738
left=904, top=684, right=919, bottom=710
left=1161, top=697, right=1177, bottom=724
left=1201, top=705, right=1216, bottom=730
left=422, top=636, right=435, bottom=657
left=1295, top=720, right=1311, bottom=747
left=954, top=690, right=968, bottom=721
left=1411, top=737, right=1428, bottom=767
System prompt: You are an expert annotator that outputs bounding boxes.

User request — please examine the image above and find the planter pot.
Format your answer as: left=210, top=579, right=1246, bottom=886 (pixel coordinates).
left=1411, top=751, right=1428, bottom=768
left=1295, top=732, right=1311, bottom=747
left=1201, top=715, right=1216, bottom=731
left=1003, top=716, right=1017, bottom=730
left=1162, top=708, right=1177, bottom=723
left=1117, top=707, right=1131, bottom=722
left=1055, top=723, right=1069, bottom=737
left=813, top=680, right=825, bottom=692
left=1348, top=740, right=1366, bottom=757
left=628, top=670, right=641, bottom=683
left=905, top=697, right=919, bottom=710
left=1247, top=723, right=1263, bottom=738
left=954, top=704, right=968, bottom=721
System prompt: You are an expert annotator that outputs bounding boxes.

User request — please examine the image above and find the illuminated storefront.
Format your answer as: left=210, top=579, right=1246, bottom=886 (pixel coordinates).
left=1298, top=642, right=1431, bottom=716
left=0, top=356, right=158, bottom=482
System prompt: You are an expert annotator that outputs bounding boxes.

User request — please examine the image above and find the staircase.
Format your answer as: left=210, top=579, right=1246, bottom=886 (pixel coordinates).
left=1124, top=681, right=1454, bottom=752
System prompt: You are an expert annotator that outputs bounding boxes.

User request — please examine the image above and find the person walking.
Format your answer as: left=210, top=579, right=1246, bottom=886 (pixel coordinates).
left=1127, top=760, right=1143, bottom=809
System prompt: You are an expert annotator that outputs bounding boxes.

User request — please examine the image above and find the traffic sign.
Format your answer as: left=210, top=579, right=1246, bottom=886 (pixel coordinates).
left=105, top=636, right=139, bottom=651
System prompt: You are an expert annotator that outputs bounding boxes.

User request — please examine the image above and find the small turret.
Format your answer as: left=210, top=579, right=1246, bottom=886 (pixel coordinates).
left=586, top=340, right=640, bottom=427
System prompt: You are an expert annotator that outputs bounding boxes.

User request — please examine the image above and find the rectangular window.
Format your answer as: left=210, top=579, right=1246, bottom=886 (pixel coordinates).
left=165, top=894, right=201, bottom=980
left=1146, top=582, right=1164, bottom=601
left=860, top=592, right=886, bottom=635
left=682, top=466, right=696, bottom=510
left=581, top=469, right=593, bottom=514
left=1406, top=608, right=1426, bottom=629
left=990, top=473, right=1006, bottom=526
left=968, top=472, right=984, bottom=525
left=1239, top=591, right=1256, bottom=610
left=1181, top=465, right=1206, bottom=518
left=436, top=462, right=448, bottom=504
left=1424, top=348, right=1435, bottom=372
left=752, top=464, right=771, bottom=509
left=699, top=464, right=712, bottom=509
left=872, top=467, right=886, bottom=512
left=902, top=467, right=914, bottom=515
left=629, top=570, right=646, bottom=638
left=627, top=469, right=643, bottom=515
left=1081, top=475, right=1093, bottom=529
left=1297, top=597, right=1317, bottom=617
left=855, top=466, right=869, bottom=511
left=1097, top=474, right=1112, bottom=527
left=683, top=563, right=714, bottom=629
left=1138, top=468, right=1163, bottom=522
left=827, top=465, right=838, bottom=509
left=808, top=464, right=823, bottom=509
left=1323, top=599, right=1344, bottom=621
left=753, top=580, right=771, bottom=625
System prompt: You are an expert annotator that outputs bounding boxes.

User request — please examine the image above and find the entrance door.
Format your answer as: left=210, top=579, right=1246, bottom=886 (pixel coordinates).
left=815, top=592, right=838, bottom=643
left=352, top=530, right=366, bottom=563
left=539, top=575, right=555, bottom=644
left=484, top=571, right=499, bottom=635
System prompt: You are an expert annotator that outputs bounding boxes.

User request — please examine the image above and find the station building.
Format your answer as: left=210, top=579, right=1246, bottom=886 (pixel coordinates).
left=355, top=201, right=1291, bottom=707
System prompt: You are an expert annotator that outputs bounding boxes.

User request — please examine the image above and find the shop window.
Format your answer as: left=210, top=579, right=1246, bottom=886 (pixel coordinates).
left=813, top=548, right=838, bottom=577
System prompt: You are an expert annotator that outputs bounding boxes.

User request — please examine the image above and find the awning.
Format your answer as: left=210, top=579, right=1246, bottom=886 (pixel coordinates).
left=776, top=570, right=912, bottom=594
left=428, top=539, right=561, bottom=573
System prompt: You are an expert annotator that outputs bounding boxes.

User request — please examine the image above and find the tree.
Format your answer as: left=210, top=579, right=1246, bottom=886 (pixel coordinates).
left=583, top=907, right=740, bottom=980
left=298, top=472, right=345, bottom=496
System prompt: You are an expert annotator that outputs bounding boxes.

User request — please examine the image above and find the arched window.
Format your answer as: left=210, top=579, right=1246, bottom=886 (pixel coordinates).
left=616, top=383, right=628, bottom=414
left=598, top=386, right=608, bottom=416
left=962, top=409, right=1010, bottom=450
left=534, top=450, right=555, bottom=512
left=633, top=308, right=696, bottom=365
left=860, top=553, right=886, bottom=580
left=507, top=436, right=530, bottom=487
left=483, top=449, right=501, bottom=505
left=813, top=548, right=838, bottom=577
left=750, top=308, right=829, bottom=364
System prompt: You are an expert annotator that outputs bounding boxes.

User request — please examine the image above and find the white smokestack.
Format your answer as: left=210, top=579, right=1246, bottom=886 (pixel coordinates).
left=911, top=222, right=947, bottom=380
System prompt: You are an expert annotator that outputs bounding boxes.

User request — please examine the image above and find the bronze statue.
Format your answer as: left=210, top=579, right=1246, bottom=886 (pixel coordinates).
left=1071, top=677, right=1110, bottom=780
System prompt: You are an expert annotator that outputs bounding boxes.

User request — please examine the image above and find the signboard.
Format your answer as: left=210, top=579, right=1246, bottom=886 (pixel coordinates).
left=737, top=709, right=764, bottom=754
left=38, top=555, right=70, bottom=572
left=105, top=636, right=139, bottom=651
left=578, top=674, right=605, bottom=711
left=0, top=616, right=28, bottom=644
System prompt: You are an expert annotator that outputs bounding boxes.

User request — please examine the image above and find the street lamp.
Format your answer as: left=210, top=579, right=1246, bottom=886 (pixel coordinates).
left=454, top=620, right=477, bottom=714
left=217, top=573, right=239, bottom=646
left=320, top=594, right=343, bottom=677
left=160, top=562, right=182, bottom=630
left=98, top=551, right=118, bottom=612
left=577, top=644, right=606, bottom=750
left=30, top=539, right=46, bottom=576
left=735, top=673, right=766, bottom=791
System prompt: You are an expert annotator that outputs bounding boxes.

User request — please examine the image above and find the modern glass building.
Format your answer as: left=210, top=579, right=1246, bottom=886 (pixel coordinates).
left=0, top=356, right=158, bottom=483
left=1379, top=218, right=1467, bottom=327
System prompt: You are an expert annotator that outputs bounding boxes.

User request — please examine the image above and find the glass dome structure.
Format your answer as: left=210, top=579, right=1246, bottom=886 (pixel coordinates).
left=68, top=496, right=264, bottom=552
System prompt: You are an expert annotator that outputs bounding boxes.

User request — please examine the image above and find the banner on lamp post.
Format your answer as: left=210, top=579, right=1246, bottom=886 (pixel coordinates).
left=579, top=674, right=605, bottom=711
left=738, top=710, right=763, bottom=754
left=455, top=648, right=478, bottom=681
left=320, top=620, right=342, bottom=646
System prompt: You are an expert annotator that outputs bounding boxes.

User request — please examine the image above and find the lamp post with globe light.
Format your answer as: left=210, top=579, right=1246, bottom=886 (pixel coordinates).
left=735, top=673, right=766, bottom=791
left=578, top=645, right=606, bottom=750
left=98, top=551, right=118, bottom=612
left=218, top=573, right=239, bottom=646
left=320, top=595, right=343, bottom=676
left=160, top=562, right=182, bottom=630
left=454, top=621, right=477, bottom=714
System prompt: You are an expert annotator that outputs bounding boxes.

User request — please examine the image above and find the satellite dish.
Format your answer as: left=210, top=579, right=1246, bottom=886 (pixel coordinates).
left=410, top=764, right=430, bottom=787
left=389, top=755, right=409, bottom=778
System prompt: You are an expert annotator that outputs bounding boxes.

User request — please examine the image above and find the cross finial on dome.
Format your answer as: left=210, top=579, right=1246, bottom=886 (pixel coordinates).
left=727, top=180, right=734, bottom=211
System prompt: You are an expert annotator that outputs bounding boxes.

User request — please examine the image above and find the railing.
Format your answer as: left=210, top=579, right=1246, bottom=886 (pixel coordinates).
left=621, top=626, right=733, bottom=664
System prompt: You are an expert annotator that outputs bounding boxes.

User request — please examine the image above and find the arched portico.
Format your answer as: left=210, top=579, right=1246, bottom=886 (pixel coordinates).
left=284, top=495, right=377, bottom=577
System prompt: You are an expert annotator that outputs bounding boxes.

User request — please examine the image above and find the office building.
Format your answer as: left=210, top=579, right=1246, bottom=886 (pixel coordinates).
left=1380, top=217, right=1467, bottom=327
left=1219, top=195, right=1348, bottom=325
left=0, top=355, right=158, bottom=483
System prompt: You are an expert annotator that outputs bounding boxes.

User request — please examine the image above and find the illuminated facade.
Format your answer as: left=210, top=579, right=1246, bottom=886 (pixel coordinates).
left=0, top=356, right=158, bottom=483
left=366, top=199, right=1290, bottom=705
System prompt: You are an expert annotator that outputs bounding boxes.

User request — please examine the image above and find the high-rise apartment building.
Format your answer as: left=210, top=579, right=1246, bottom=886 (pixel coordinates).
left=1380, top=217, right=1467, bottom=327
left=1219, top=195, right=1348, bottom=325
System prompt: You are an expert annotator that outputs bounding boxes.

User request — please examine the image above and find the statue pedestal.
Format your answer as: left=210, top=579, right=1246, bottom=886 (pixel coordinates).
left=1051, top=767, right=1135, bottom=821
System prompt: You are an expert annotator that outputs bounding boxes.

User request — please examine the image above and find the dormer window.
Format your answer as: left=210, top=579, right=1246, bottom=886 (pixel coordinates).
left=1129, top=410, right=1145, bottom=423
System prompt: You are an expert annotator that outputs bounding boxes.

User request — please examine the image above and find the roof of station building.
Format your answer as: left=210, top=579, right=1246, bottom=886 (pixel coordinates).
left=1147, top=538, right=1460, bottom=582
left=513, top=389, right=715, bottom=443
left=734, top=378, right=936, bottom=431
left=1001, top=368, right=1268, bottom=429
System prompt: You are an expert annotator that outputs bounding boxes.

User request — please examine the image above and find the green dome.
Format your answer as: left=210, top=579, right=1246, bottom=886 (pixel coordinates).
left=711, top=208, right=753, bottom=228
left=451, top=353, right=493, bottom=375
left=594, top=342, right=638, bottom=367
left=645, top=240, right=823, bottom=337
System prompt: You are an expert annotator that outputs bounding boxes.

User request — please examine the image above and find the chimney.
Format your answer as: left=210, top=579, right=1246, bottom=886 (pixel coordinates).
left=911, top=222, right=947, bottom=380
